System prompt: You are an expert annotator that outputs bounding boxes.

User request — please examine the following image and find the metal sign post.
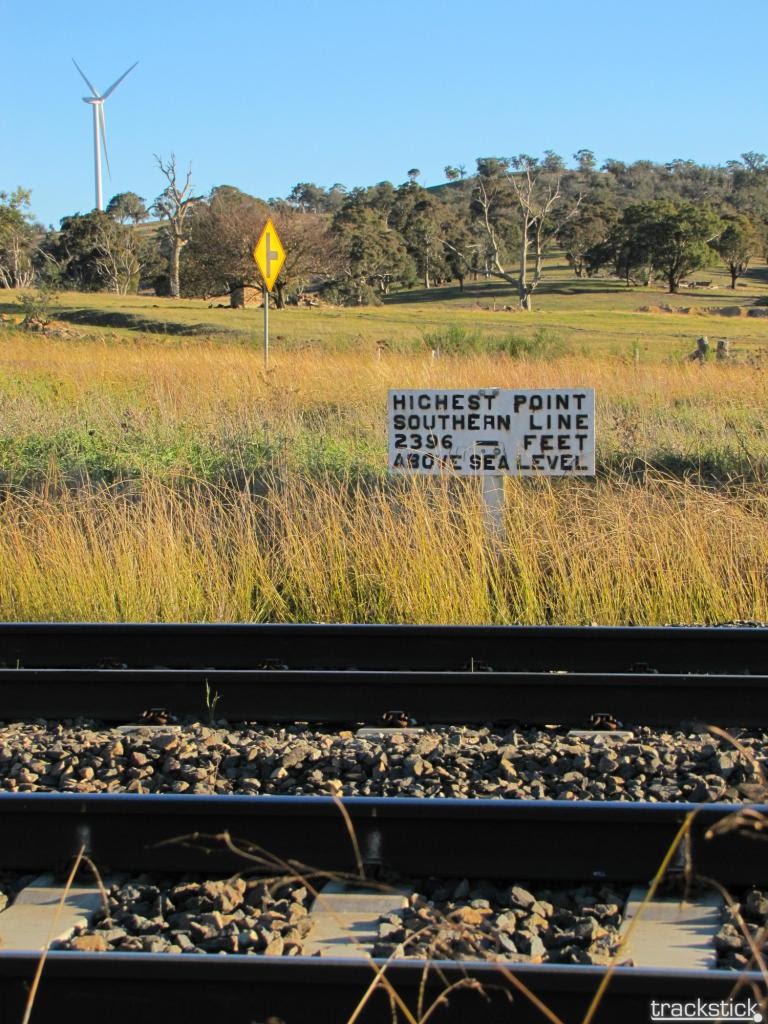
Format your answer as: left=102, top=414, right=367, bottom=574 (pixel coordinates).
left=481, top=474, right=505, bottom=538
left=253, top=217, right=286, bottom=371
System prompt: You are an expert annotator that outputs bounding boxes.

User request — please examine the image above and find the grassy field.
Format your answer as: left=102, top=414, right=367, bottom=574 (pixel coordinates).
left=1, top=267, right=768, bottom=624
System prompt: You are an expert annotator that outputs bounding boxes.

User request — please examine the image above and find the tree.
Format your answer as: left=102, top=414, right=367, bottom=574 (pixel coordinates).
left=92, top=216, right=142, bottom=294
left=407, top=168, right=421, bottom=183
left=542, top=150, right=566, bottom=173
left=740, top=152, right=768, bottom=173
left=332, top=204, right=414, bottom=303
left=559, top=200, right=617, bottom=277
left=269, top=207, right=339, bottom=308
left=46, top=210, right=108, bottom=290
left=444, top=166, right=462, bottom=182
left=44, top=207, right=145, bottom=293
left=620, top=200, right=722, bottom=292
left=181, top=186, right=268, bottom=298
left=441, top=214, right=475, bottom=289
left=286, top=181, right=347, bottom=214
left=0, top=188, right=39, bottom=288
left=573, top=149, right=597, bottom=173
left=391, top=183, right=447, bottom=288
left=106, top=192, right=149, bottom=225
left=715, top=215, right=761, bottom=289
left=152, top=155, right=198, bottom=298
left=446, top=154, right=581, bottom=309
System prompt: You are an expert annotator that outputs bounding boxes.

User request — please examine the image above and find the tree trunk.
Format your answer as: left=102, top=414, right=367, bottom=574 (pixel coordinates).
left=730, top=268, right=737, bottom=289
left=169, top=241, right=181, bottom=298
left=274, top=283, right=286, bottom=309
left=668, top=272, right=677, bottom=294
left=518, top=230, right=529, bottom=310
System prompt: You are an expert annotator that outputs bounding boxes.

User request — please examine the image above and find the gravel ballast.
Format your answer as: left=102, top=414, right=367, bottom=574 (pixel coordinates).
left=716, top=888, right=768, bottom=970
left=373, top=879, right=626, bottom=964
left=0, top=722, right=764, bottom=802
left=52, top=873, right=626, bottom=963
left=56, top=874, right=314, bottom=955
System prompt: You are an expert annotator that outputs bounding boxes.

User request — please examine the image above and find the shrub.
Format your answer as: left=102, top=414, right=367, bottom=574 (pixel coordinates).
left=423, top=324, right=566, bottom=359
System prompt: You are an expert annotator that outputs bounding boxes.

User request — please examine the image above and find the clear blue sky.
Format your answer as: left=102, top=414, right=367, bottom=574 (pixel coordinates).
left=2, top=0, right=767, bottom=227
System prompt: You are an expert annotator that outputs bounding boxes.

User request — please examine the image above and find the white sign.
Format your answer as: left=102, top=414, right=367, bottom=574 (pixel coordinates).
left=388, top=388, right=595, bottom=476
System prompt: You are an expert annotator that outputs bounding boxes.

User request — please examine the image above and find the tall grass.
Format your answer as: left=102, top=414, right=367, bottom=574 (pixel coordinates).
left=1, top=473, right=766, bottom=624
left=1, top=336, right=767, bottom=483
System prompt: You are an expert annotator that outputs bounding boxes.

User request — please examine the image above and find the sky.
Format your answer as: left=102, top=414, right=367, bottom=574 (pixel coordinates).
left=2, top=0, right=767, bottom=228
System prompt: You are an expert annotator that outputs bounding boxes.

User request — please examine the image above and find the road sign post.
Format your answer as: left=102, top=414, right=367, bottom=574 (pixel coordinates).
left=481, top=474, right=505, bottom=537
left=253, top=218, right=286, bottom=370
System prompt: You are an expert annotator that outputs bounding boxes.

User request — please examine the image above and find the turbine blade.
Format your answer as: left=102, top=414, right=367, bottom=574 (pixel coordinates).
left=101, top=60, right=138, bottom=100
left=72, top=58, right=99, bottom=98
left=99, top=105, right=112, bottom=179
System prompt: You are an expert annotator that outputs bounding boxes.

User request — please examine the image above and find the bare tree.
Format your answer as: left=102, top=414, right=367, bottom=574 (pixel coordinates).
left=0, top=188, right=39, bottom=288
left=508, top=157, right=581, bottom=309
left=92, top=218, right=141, bottom=294
left=444, top=156, right=581, bottom=309
left=152, top=154, right=197, bottom=297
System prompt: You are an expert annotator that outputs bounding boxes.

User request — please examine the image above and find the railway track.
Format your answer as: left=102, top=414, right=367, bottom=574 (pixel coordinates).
left=1, top=622, right=767, bottom=725
left=0, top=623, right=766, bottom=1022
left=0, top=794, right=766, bottom=1022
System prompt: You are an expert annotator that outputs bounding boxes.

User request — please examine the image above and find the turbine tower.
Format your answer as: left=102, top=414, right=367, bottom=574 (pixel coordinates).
left=72, top=58, right=139, bottom=211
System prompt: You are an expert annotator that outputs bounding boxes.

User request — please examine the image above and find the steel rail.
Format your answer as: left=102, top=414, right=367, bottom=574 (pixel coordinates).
left=0, top=793, right=763, bottom=884
left=0, top=666, right=766, bottom=724
left=1, top=621, right=766, bottom=672
left=0, top=954, right=761, bottom=1024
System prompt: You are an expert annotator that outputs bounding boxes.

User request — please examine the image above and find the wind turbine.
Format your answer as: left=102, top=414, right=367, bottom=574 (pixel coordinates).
left=72, top=58, right=139, bottom=211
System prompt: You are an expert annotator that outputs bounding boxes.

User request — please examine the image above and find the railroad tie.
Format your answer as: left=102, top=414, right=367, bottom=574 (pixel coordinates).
left=619, top=887, right=724, bottom=969
left=0, top=874, right=106, bottom=951
left=304, top=881, right=413, bottom=958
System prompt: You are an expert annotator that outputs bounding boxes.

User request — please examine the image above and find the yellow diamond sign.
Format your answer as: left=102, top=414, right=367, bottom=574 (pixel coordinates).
left=253, top=218, right=286, bottom=292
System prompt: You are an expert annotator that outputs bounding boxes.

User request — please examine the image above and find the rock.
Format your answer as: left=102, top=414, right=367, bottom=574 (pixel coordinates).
left=743, top=889, right=768, bottom=921
left=506, top=886, right=536, bottom=911
left=453, top=879, right=470, bottom=900
left=378, top=921, right=406, bottom=942
left=151, top=733, right=180, bottom=753
left=496, top=931, right=518, bottom=955
left=450, top=906, right=486, bottom=926
left=70, top=934, right=109, bottom=951
left=496, top=911, right=516, bottom=933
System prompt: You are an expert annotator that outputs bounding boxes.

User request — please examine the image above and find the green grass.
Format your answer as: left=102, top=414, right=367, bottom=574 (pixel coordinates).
left=4, top=255, right=768, bottom=358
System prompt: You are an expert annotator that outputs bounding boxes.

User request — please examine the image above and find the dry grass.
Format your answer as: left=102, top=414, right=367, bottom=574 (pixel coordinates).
left=1, top=336, right=768, bottom=484
left=1, top=472, right=767, bottom=624
left=2, top=295, right=768, bottom=623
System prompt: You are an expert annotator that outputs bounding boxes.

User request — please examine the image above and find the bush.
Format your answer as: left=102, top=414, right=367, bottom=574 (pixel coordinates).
left=422, top=324, right=484, bottom=355
left=491, top=328, right=567, bottom=359
left=423, top=324, right=566, bottom=359
left=16, top=287, right=58, bottom=329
